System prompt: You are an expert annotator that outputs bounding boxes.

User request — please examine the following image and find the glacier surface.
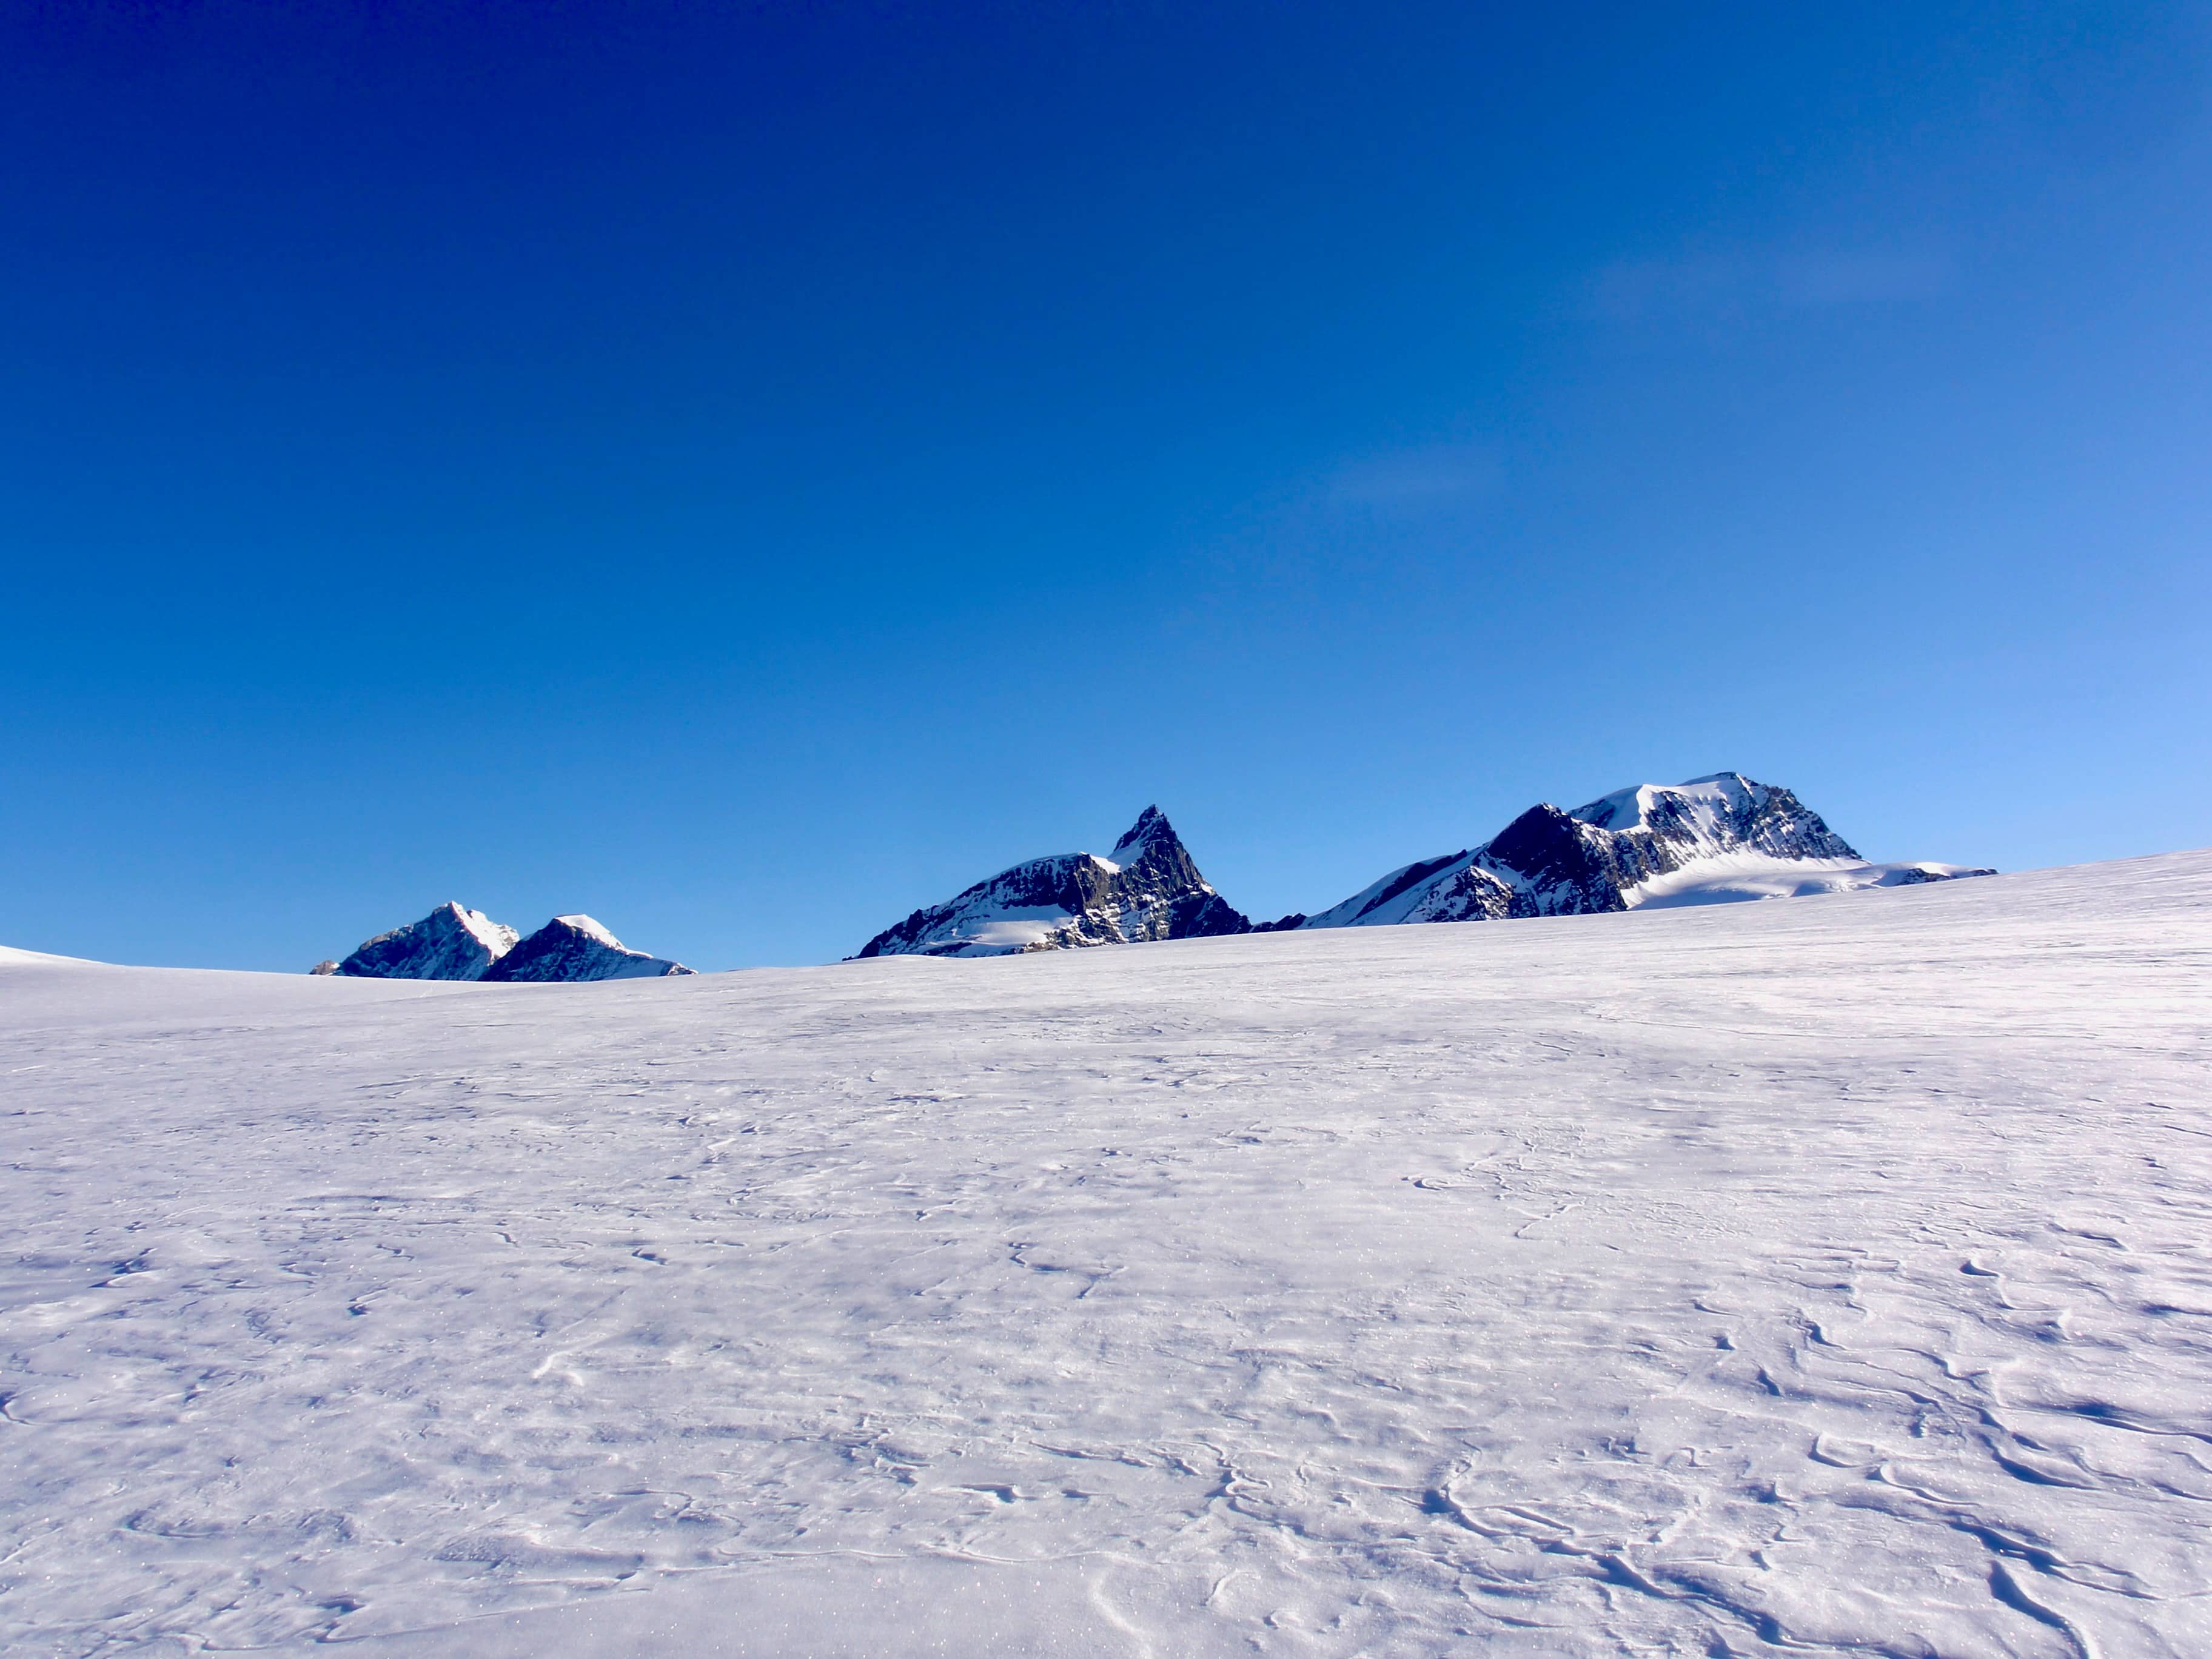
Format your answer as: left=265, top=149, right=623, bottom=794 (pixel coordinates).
left=3, top=853, right=2208, bottom=1656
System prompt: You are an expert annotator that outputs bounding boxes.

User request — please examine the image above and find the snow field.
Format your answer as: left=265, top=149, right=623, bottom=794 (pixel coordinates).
left=2, top=851, right=2209, bottom=1655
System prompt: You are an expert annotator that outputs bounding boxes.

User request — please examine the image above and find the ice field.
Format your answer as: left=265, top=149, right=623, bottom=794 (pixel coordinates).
left=4, top=850, right=2209, bottom=1656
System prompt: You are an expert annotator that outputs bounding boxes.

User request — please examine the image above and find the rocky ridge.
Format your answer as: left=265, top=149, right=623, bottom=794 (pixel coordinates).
left=1291, top=773, right=1989, bottom=930
left=330, top=902, right=520, bottom=980
left=854, top=807, right=1248, bottom=959
left=857, top=773, right=1992, bottom=957
left=482, top=916, right=694, bottom=982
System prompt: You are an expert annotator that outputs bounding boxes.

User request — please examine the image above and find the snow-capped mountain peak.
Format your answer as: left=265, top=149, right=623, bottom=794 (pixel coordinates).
left=327, top=904, right=689, bottom=982
left=481, top=916, right=694, bottom=982
left=1110, top=805, right=1175, bottom=861
left=1295, top=772, right=1984, bottom=931
left=335, top=901, right=520, bottom=980
left=854, top=808, right=1248, bottom=958
left=1566, top=771, right=1860, bottom=864
left=1571, top=772, right=1755, bottom=834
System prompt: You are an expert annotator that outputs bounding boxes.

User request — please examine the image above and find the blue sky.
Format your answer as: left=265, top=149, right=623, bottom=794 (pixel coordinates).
left=4, top=1, right=2208, bottom=971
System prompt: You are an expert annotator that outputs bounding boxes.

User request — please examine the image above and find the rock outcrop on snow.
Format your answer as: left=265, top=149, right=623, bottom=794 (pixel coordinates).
left=328, top=903, right=689, bottom=981
left=854, top=806, right=1249, bottom=958
left=481, top=915, right=694, bottom=982
left=1293, top=773, right=1992, bottom=930
left=333, top=902, right=520, bottom=980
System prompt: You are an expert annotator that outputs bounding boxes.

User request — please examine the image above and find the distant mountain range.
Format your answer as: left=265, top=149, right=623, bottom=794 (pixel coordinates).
left=315, top=902, right=691, bottom=981
left=310, top=774, right=1991, bottom=976
left=854, top=773, right=1993, bottom=959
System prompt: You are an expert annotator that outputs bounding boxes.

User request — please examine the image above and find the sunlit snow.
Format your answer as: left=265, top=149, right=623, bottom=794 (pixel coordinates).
left=3, top=853, right=2208, bottom=1656
left=1624, top=853, right=1991, bottom=909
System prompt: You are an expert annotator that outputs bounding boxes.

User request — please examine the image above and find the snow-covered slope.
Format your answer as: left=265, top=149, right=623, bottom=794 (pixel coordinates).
left=1631, top=853, right=1998, bottom=908
left=4, top=852, right=2208, bottom=1657
left=0, top=943, right=97, bottom=967
left=1294, top=771, right=1989, bottom=929
left=334, top=900, right=520, bottom=979
left=479, top=914, right=693, bottom=981
left=855, top=806, right=1248, bottom=957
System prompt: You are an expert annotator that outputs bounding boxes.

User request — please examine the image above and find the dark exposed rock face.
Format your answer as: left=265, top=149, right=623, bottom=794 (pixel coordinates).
left=1569, top=774, right=1860, bottom=873
left=854, top=806, right=1250, bottom=959
left=1485, top=804, right=1631, bottom=916
left=1299, top=772, right=1967, bottom=931
left=480, top=916, right=694, bottom=982
left=335, top=902, right=519, bottom=980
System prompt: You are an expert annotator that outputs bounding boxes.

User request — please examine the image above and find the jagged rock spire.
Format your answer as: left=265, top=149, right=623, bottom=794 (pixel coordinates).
left=854, top=808, right=1248, bottom=959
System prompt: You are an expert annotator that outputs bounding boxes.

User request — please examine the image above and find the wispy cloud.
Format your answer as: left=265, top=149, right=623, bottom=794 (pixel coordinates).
left=1775, top=250, right=1953, bottom=306
left=1587, top=244, right=1955, bottom=323
left=1324, top=440, right=1503, bottom=510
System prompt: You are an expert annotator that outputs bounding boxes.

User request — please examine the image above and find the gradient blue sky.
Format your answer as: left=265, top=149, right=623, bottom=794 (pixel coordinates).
left=4, top=1, right=2208, bottom=971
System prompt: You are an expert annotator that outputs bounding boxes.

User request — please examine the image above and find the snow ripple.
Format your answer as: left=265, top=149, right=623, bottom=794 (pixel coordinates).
left=1, top=853, right=2208, bottom=1655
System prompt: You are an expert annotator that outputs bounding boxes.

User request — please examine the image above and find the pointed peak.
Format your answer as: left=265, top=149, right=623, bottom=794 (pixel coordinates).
left=337, top=900, right=517, bottom=980
left=1483, top=802, right=1590, bottom=874
left=1501, top=801, right=1574, bottom=833
left=483, top=914, right=691, bottom=980
left=1112, top=805, right=1176, bottom=856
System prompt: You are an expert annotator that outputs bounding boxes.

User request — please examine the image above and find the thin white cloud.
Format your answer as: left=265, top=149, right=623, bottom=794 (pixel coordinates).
left=1777, top=250, right=1952, bottom=306
left=1326, top=440, right=1503, bottom=509
left=1587, top=244, right=1956, bottom=321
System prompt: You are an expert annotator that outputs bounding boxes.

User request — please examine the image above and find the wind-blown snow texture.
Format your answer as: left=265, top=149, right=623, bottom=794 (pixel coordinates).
left=855, top=806, right=1248, bottom=958
left=480, top=915, right=693, bottom=982
left=335, top=902, right=520, bottom=980
left=1298, top=773, right=1989, bottom=930
left=4, top=853, right=2209, bottom=1657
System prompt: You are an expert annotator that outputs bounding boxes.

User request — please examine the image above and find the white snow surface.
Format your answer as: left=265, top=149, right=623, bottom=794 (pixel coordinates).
left=454, top=906, right=521, bottom=961
left=1571, top=772, right=1754, bottom=834
left=4, top=852, right=2211, bottom=1657
left=0, top=945, right=95, bottom=967
left=956, top=910, right=1081, bottom=953
left=1626, top=854, right=1993, bottom=910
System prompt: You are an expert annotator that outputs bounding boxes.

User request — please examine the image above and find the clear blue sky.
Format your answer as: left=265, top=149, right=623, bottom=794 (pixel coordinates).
left=4, top=1, right=2208, bottom=971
